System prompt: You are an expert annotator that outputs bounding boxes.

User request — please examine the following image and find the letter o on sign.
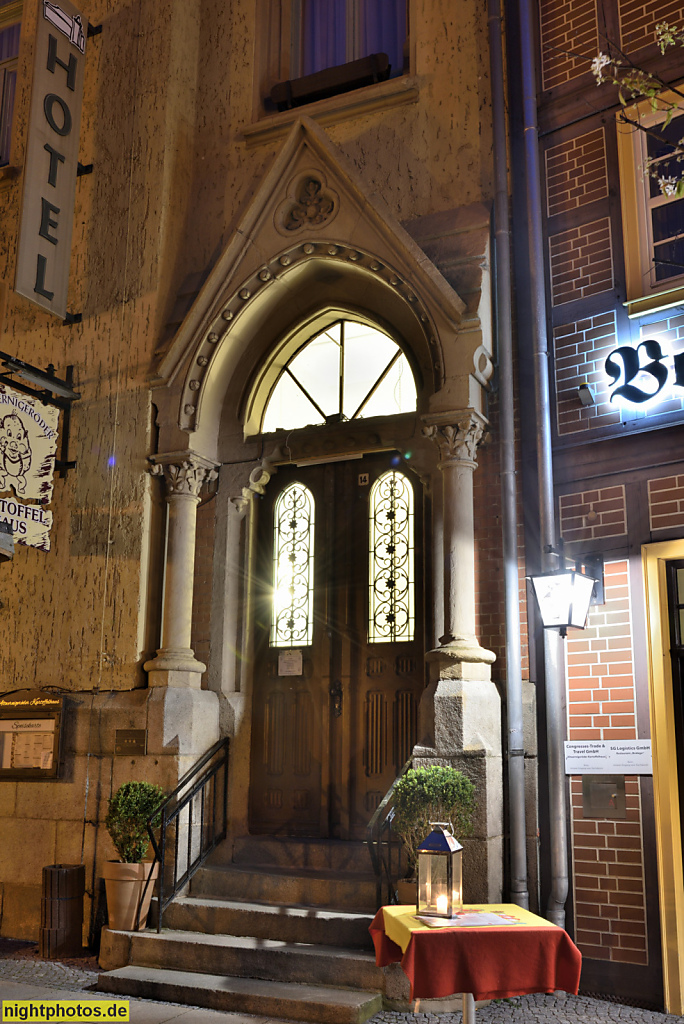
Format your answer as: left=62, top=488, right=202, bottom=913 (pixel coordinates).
left=43, top=93, right=72, bottom=136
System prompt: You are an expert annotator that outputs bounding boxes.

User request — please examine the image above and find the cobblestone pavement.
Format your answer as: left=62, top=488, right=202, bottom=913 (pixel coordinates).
left=368, top=994, right=684, bottom=1024
left=0, top=953, right=682, bottom=1023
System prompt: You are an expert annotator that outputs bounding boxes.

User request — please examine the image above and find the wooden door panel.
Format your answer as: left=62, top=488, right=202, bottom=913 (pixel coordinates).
left=249, top=455, right=426, bottom=840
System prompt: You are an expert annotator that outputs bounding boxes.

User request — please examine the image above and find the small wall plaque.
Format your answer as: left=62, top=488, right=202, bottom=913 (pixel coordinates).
left=278, top=650, right=303, bottom=676
left=582, top=774, right=626, bottom=819
left=115, top=729, right=147, bottom=755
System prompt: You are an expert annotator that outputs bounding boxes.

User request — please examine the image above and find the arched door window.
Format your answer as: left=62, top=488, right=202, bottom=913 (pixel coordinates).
left=271, top=482, right=315, bottom=647
left=262, top=320, right=416, bottom=433
left=368, top=470, right=414, bottom=643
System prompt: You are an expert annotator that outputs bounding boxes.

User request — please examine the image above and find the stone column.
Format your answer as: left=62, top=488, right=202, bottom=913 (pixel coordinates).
left=417, top=410, right=502, bottom=903
left=424, top=412, right=495, bottom=665
left=208, top=493, right=249, bottom=696
left=144, top=456, right=218, bottom=689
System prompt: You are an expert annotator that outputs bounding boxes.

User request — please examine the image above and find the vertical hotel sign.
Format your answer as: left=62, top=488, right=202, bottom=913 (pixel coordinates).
left=15, top=1, right=87, bottom=318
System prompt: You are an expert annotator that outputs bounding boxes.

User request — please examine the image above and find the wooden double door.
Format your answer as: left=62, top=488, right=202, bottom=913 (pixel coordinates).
left=249, top=452, right=426, bottom=839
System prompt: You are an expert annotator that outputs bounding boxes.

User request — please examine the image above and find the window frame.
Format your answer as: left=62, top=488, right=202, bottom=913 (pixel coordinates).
left=258, top=317, right=418, bottom=436
left=251, top=0, right=415, bottom=128
left=0, top=1, right=21, bottom=169
left=368, top=468, right=415, bottom=645
left=617, top=90, right=684, bottom=317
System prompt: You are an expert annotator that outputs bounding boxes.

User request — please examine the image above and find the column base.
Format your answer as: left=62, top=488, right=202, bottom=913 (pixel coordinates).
left=426, top=636, right=496, bottom=677
left=144, top=648, right=207, bottom=688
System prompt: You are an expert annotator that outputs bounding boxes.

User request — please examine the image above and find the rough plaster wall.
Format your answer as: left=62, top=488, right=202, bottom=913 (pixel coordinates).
left=180, top=0, right=494, bottom=279
left=0, top=0, right=200, bottom=690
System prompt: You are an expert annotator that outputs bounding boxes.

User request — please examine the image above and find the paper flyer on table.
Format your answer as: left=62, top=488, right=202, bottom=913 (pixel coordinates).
left=415, top=910, right=520, bottom=928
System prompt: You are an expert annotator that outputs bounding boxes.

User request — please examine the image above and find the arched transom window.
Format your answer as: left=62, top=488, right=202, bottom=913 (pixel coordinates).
left=262, top=320, right=417, bottom=433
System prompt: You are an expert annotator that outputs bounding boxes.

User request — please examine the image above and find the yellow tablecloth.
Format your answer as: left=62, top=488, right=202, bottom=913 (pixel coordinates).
left=382, top=903, right=558, bottom=954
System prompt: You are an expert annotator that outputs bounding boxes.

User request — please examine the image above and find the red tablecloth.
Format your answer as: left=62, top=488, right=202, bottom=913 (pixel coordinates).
left=369, top=905, right=582, bottom=1001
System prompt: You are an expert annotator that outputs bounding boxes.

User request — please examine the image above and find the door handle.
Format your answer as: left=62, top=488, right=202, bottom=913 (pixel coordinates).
left=329, top=680, right=343, bottom=718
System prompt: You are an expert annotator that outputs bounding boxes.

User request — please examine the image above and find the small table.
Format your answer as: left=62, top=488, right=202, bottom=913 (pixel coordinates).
left=369, top=904, right=582, bottom=1023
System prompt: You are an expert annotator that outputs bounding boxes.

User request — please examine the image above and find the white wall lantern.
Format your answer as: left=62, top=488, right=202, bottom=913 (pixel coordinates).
left=416, top=822, right=463, bottom=918
left=527, top=568, right=595, bottom=637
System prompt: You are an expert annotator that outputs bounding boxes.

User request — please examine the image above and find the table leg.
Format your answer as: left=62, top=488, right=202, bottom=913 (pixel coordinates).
left=462, top=992, right=476, bottom=1023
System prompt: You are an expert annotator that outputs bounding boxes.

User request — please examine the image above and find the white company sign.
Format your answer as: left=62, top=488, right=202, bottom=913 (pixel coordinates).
left=564, top=740, right=653, bottom=775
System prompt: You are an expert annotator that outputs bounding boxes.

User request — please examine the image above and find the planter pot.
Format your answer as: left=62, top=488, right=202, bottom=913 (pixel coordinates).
left=102, top=861, right=159, bottom=931
left=397, top=878, right=417, bottom=906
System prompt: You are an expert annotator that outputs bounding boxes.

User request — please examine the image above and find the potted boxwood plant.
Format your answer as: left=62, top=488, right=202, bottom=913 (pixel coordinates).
left=102, top=781, right=165, bottom=931
left=392, top=765, right=476, bottom=904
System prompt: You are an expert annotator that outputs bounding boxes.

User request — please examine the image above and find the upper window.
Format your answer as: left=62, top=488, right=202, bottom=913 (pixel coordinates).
left=0, top=2, right=20, bottom=167
left=262, top=320, right=417, bottom=433
left=292, top=0, right=406, bottom=79
left=267, top=0, right=407, bottom=111
left=617, top=98, right=684, bottom=316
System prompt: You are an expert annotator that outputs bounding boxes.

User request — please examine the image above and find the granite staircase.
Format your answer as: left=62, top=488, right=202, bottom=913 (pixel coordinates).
left=96, top=836, right=394, bottom=1024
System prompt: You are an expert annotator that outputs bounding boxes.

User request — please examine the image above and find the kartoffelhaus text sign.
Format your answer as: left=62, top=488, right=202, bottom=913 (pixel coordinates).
left=15, top=0, right=87, bottom=317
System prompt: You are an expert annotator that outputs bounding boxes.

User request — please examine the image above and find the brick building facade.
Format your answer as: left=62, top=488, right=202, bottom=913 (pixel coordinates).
left=509, top=0, right=684, bottom=1010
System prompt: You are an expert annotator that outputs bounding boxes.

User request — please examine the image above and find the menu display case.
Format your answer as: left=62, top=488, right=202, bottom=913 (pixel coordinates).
left=0, top=689, right=63, bottom=779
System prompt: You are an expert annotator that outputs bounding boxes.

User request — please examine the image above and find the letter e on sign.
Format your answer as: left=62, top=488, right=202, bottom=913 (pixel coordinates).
left=15, top=0, right=88, bottom=318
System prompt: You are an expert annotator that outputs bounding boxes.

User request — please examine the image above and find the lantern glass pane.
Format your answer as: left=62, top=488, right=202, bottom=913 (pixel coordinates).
left=417, top=853, right=450, bottom=916
left=569, top=572, right=596, bottom=627
left=452, top=852, right=463, bottom=911
left=531, top=573, right=574, bottom=626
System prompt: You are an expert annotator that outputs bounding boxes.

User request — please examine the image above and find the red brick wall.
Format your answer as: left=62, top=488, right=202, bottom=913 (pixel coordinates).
left=545, top=129, right=609, bottom=217
left=540, top=0, right=598, bottom=90
left=648, top=474, right=684, bottom=531
left=620, top=0, right=684, bottom=52
left=549, top=219, right=614, bottom=306
left=559, top=485, right=627, bottom=542
left=554, top=312, right=622, bottom=436
left=191, top=497, right=216, bottom=674
left=565, top=560, right=648, bottom=965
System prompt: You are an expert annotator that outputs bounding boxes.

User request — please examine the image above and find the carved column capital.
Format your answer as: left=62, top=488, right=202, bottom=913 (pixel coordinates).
left=150, top=455, right=219, bottom=498
left=423, top=411, right=487, bottom=468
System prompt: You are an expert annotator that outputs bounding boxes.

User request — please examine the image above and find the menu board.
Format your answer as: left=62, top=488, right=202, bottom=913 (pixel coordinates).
left=0, top=690, right=62, bottom=778
left=0, top=720, right=55, bottom=769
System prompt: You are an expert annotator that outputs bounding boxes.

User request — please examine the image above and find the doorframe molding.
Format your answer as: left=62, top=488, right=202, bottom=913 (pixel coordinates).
left=643, top=538, right=684, bottom=1014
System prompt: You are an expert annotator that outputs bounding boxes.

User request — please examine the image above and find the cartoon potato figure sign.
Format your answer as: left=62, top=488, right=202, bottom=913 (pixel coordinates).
left=0, top=384, right=58, bottom=550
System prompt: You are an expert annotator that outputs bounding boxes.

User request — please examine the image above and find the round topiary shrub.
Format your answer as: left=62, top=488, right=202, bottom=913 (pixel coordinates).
left=105, top=781, right=165, bottom=863
left=392, top=766, right=476, bottom=876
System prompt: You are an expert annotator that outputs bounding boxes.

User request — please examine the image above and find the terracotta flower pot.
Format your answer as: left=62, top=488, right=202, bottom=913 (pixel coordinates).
left=102, top=861, right=159, bottom=931
left=397, top=877, right=417, bottom=906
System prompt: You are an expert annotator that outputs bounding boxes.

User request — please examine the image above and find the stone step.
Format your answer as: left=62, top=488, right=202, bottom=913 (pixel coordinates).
left=151, top=895, right=375, bottom=948
left=100, top=927, right=385, bottom=991
left=97, top=965, right=383, bottom=1024
left=227, top=836, right=374, bottom=874
left=190, top=863, right=378, bottom=912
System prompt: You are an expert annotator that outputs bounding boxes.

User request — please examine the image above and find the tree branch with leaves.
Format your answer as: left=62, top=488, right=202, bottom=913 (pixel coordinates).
left=592, top=22, right=684, bottom=196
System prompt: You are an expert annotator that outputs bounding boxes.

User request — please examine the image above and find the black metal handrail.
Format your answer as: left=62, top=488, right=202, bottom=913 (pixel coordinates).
left=139, top=737, right=230, bottom=931
left=366, top=757, right=412, bottom=909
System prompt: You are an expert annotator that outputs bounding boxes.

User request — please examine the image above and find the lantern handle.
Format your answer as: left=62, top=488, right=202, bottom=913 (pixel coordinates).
left=429, top=820, right=455, bottom=835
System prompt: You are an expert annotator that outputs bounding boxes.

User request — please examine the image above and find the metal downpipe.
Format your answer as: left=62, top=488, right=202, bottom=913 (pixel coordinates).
left=488, top=0, right=529, bottom=909
left=517, top=0, right=569, bottom=926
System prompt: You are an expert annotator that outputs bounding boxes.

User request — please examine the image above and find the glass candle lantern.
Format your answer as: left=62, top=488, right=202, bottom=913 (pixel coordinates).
left=416, top=823, right=463, bottom=918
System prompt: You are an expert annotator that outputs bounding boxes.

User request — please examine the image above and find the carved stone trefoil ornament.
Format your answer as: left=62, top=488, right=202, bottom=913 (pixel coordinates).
left=276, top=171, right=339, bottom=236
